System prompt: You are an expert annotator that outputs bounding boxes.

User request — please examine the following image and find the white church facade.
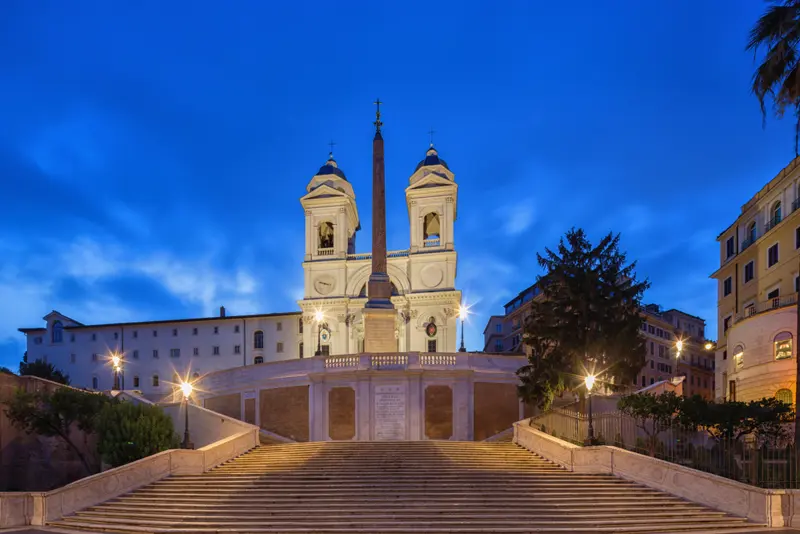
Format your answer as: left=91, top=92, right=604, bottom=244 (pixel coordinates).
left=18, top=145, right=462, bottom=396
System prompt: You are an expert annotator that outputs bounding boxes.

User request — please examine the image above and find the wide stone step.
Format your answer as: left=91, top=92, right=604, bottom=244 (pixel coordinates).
left=127, top=489, right=674, bottom=499
left=149, top=481, right=641, bottom=491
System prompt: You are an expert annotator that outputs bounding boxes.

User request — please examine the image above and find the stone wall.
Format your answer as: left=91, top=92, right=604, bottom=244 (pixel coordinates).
left=328, top=387, right=355, bottom=440
left=203, top=392, right=242, bottom=420
left=424, top=385, right=453, bottom=439
left=473, top=382, right=519, bottom=441
left=0, top=374, right=98, bottom=491
left=260, top=386, right=309, bottom=442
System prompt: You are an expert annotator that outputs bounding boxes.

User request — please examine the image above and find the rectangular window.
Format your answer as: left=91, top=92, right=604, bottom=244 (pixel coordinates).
left=170, top=348, right=180, bottom=358
left=768, top=288, right=780, bottom=300
left=299, top=318, right=304, bottom=334
left=153, top=349, right=159, bottom=359
left=172, top=329, right=178, bottom=336
left=495, top=339, right=503, bottom=351
left=744, top=261, right=754, bottom=283
left=114, top=332, right=119, bottom=340
left=796, top=226, right=800, bottom=249
left=656, top=328, right=663, bottom=337
left=132, top=331, right=138, bottom=339
left=214, top=326, right=219, bottom=334
left=213, top=346, right=220, bottom=355
left=133, top=350, right=139, bottom=360
left=641, top=375, right=646, bottom=387
left=152, top=375, right=159, bottom=387
left=277, top=322, right=282, bottom=331
left=650, top=341, right=654, bottom=355
left=92, top=333, right=96, bottom=341
left=723, top=316, right=731, bottom=333
left=726, top=236, right=735, bottom=258
left=193, top=347, right=199, bottom=356
left=768, top=243, right=779, bottom=268
left=729, top=380, right=736, bottom=401
left=723, top=350, right=727, bottom=360
left=234, top=345, right=241, bottom=354
left=648, top=325, right=654, bottom=334
left=299, top=342, right=304, bottom=358
left=650, top=360, right=654, bottom=369
left=192, top=327, right=198, bottom=335
left=133, top=376, right=140, bottom=388
left=153, top=330, right=158, bottom=337
left=723, top=277, right=732, bottom=296
left=70, top=354, right=76, bottom=364
left=495, top=323, right=502, bottom=333
left=427, top=340, right=437, bottom=353
left=234, top=325, right=240, bottom=333
left=276, top=342, right=284, bottom=353
left=321, top=344, right=331, bottom=356
left=650, top=378, right=654, bottom=385
left=796, top=275, right=800, bottom=293
left=70, top=333, right=75, bottom=342
left=92, top=353, right=98, bottom=362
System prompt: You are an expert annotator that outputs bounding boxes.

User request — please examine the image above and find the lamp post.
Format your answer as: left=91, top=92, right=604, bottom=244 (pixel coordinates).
left=180, top=380, right=194, bottom=450
left=111, top=354, right=121, bottom=391
left=458, top=305, right=468, bottom=352
left=584, top=374, right=596, bottom=446
left=314, top=310, right=324, bottom=356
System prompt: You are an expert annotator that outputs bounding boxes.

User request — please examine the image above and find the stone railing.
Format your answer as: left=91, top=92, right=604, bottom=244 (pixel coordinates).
left=370, top=353, right=408, bottom=369
left=346, top=249, right=410, bottom=261
left=317, top=247, right=334, bottom=257
left=420, top=353, right=457, bottom=366
left=324, top=355, right=360, bottom=369
left=423, top=237, right=440, bottom=248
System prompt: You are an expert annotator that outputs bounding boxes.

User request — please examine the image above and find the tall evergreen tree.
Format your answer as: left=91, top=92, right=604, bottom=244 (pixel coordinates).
left=517, top=228, right=649, bottom=410
left=19, top=358, right=70, bottom=385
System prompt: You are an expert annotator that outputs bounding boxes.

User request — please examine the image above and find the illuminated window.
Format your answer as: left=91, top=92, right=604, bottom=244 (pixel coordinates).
left=775, top=332, right=793, bottom=360
left=733, top=344, right=744, bottom=368
left=776, top=388, right=793, bottom=405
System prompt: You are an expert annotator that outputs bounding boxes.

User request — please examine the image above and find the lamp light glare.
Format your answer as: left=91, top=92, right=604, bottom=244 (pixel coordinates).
left=111, top=354, right=121, bottom=367
left=584, top=374, right=596, bottom=392
left=180, top=381, right=193, bottom=399
left=676, top=340, right=684, bottom=353
left=459, top=305, right=469, bottom=321
left=314, top=310, right=324, bottom=323
left=704, top=342, right=713, bottom=350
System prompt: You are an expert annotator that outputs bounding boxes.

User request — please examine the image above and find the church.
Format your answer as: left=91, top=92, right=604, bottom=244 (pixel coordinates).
left=18, top=111, right=462, bottom=393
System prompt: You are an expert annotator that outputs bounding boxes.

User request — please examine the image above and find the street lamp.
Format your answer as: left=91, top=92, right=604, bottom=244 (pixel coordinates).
left=584, top=374, right=596, bottom=446
left=458, top=304, right=469, bottom=352
left=111, top=353, right=122, bottom=391
left=704, top=342, right=713, bottom=351
left=314, top=310, right=324, bottom=356
left=180, top=380, right=194, bottom=450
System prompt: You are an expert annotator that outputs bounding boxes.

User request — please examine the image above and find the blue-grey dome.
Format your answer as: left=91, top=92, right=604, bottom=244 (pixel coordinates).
left=415, top=146, right=449, bottom=172
left=317, top=155, right=347, bottom=180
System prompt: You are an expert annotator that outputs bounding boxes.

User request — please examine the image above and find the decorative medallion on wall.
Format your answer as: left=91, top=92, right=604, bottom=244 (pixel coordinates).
left=420, top=264, right=443, bottom=288
left=426, top=322, right=437, bottom=338
left=320, top=327, right=332, bottom=344
left=313, top=275, right=336, bottom=296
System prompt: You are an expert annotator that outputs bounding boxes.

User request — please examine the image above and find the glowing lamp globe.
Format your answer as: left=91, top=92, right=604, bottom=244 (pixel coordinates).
left=584, top=374, right=596, bottom=392
left=180, top=381, right=193, bottom=399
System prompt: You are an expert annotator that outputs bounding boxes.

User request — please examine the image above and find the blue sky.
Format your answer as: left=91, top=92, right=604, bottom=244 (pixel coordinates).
left=0, top=0, right=794, bottom=369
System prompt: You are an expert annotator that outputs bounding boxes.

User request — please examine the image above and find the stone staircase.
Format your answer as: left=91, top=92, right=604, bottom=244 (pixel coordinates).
left=50, top=441, right=762, bottom=533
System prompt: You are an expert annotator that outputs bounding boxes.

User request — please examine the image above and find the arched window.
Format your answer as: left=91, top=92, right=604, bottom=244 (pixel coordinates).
left=254, top=330, right=264, bottom=349
left=92, top=376, right=98, bottom=389
left=152, top=374, right=159, bottom=387
left=772, top=201, right=782, bottom=225
left=775, top=331, right=793, bottom=360
left=133, top=375, right=140, bottom=388
left=52, top=321, right=63, bottom=343
left=319, top=222, right=334, bottom=249
left=423, top=212, right=440, bottom=241
left=776, top=388, right=793, bottom=405
left=733, top=344, right=744, bottom=368
left=192, top=372, right=200, bottom=379
left=254, top=356, right=264, bottom=364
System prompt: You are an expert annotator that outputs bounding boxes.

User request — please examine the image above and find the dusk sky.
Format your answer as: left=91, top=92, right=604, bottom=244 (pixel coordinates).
left=0, top=0, right=795, bottom=369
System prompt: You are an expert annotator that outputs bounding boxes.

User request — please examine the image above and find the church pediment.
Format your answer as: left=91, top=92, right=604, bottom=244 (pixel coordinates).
left=301, top=184, right=352, bottom=202
left=405, top=173, right=455, bottom=192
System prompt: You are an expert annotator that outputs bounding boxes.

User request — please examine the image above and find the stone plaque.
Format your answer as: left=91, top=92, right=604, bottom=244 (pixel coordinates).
left=374, top=385, right=406, bottom=440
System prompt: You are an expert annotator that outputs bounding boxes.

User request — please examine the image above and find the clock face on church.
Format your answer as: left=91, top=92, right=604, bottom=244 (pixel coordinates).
left=313, top=275, right=336, bottom=296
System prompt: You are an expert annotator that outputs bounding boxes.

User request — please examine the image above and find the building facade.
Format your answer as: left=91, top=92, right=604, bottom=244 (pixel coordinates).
left=482, top=285, right=713, bottom=397
left=712, top=156, right=800, bottom=404
left=18, top=145, right=463, bottom=395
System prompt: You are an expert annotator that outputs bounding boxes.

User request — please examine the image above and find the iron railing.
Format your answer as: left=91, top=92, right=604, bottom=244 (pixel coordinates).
left=530, top=407, right=800, bottom=489
left=734, top=293, right=798, bottom=324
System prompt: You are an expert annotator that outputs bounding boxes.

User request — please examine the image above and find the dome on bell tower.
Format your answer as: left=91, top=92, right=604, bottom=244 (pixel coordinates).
left=415, top=145, right=449, bottom=172
left=306, top=152, right=355, bottom=198
left=316, top=154, right=347, bottom=180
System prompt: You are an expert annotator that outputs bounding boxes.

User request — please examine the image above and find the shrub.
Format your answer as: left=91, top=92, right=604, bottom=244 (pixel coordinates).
left=97, top=402, right=178, bottom=467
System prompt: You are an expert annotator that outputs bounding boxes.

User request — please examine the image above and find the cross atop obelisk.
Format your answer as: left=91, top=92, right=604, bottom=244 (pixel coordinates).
left=363, top=99, right=396, bottom=352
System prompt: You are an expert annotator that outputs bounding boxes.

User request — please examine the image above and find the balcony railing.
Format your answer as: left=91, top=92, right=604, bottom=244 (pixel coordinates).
left=734, top=293, right=798, bottom=324
left=765, top=214, right=782, bottom=233
left=423, top=237, right=441, bottom=248
left=741, top=236, right=756, bottom=251
left=345, top=249, right=410, bottom=261
left=317, top=247, right=335, bottom=257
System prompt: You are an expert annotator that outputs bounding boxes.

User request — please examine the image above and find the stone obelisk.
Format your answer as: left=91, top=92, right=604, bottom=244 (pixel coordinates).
left=363, top=99, right=397, bottom=353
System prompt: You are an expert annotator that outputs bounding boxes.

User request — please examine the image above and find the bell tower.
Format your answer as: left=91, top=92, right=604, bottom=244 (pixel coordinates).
left=406, top=144, right=457, bottom=253
left=300, top=154, right=360, bottom=262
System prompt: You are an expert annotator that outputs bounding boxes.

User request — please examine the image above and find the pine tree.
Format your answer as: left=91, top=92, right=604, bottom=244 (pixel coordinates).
left=19, top=358, right=70, bottom=385
left=517, top=228, right=649, bottom=409
left=96, top=402, right=179, bottom=467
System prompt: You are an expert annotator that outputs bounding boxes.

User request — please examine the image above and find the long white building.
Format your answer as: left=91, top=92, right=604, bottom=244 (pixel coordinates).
left=19, top=144, right=462, bottom=396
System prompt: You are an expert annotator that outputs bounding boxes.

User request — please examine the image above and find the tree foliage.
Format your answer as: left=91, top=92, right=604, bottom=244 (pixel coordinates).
left=5, top=387, right=112, bottom=473
left=19, top=358, right=70, bottom=385
left=748, top=0, right=800, bottom=153
left=517, top=228, right=649, bottom=409
left=96, top=402, right=179, bottom=467
left=618, top=392, right=683, bottom=455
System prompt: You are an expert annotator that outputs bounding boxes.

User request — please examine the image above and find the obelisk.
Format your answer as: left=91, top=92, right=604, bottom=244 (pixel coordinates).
left=363, top=99, right=397, bottom=353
